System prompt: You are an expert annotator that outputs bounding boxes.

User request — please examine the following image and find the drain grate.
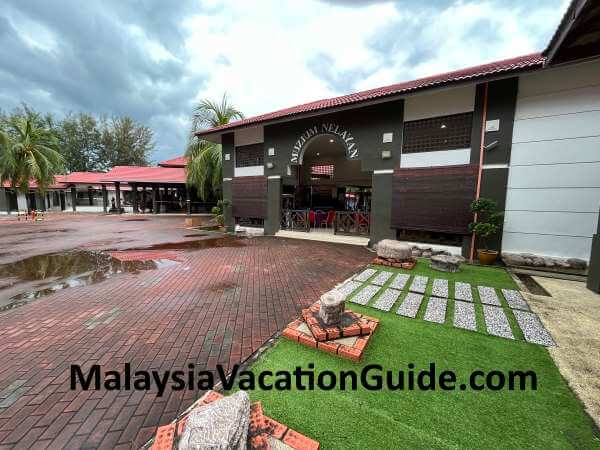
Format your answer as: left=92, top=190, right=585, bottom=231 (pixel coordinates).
left=516, top=274, right=552, bottom=297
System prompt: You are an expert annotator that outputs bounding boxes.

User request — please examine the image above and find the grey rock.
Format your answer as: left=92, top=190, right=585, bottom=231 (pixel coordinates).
left=318, top=290, right=345, bottom=326
left=411, top=249, right=422, bottom=257
left=542, top=257, right=556, bottom=267
left=178, top=390, right=250, bottom=450
left=422, top=251, right=433, bottom=258
left=567, top=258, right=587, bottom=270
left=532, top=257, right=545, bottom=267
left=430, top=255, right=463, bottom=272
left=555, top=259, right=571, bottom=268
left=502, top=253, right=528, bottom=266
left=376, top=240, right=411, bottom=260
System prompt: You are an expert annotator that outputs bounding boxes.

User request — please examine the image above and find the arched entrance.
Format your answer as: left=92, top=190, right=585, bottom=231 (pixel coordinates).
left=281, top=133, right=371, bottom=235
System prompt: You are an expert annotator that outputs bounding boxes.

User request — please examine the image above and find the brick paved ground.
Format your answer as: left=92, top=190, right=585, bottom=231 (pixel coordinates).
left=0, top=214, right=371, bottom=449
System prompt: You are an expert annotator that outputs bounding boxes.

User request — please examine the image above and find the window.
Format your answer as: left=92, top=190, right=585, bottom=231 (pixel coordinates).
left=235, top=143, right=264, bottom=167
left=311, top=164, right=334, bottom=180
left=402, top=112, right=473, bottom=153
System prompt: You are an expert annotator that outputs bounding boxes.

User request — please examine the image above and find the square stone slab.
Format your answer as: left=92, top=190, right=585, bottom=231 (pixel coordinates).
left=409, top=276, right=428, bottom=294
left=389, top=273, right=410, bottom=290
left=513, top=310, right=555, bottom=346
left=455, top=282, right=473, bottom=302
left=431, top=279, right=449, bottom=298
left=482, top=305, right=514, bottom=339
left=371, top=271, right=393, bottom=286
left=354, top=268, right=377, bottom=282
left=372, top=288, right=401, bottom=311
left=396, top=293, right=424, bottom=318
left=453, top=300, right=477, bottom=331
left=501, top=289, right=530, bottom=311
left=349, top=285, right=381, bottom=305
left=423, top=296, right=447, bottom=324
left=337, top=281, right=362, bottom=300
left=478, top=286, right=501, bottom=306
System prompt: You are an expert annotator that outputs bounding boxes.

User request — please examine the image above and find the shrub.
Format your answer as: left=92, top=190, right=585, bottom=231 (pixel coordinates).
left=468, top=198, right=503, bottom=251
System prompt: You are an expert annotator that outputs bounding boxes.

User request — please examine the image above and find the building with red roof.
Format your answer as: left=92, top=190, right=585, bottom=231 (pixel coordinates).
left=192, top=0, right=600, bottom=268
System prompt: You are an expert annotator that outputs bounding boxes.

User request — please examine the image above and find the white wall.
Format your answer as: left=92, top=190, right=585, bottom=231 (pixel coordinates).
left=503, top=59, right=600, bottom=260
left=234, top=166, right=264, bottom=177
left=401, top=85, right=475, bottom=168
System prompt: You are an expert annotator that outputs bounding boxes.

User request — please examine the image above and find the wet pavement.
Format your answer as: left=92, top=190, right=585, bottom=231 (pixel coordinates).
left=0, top=213, right=372, bottom=448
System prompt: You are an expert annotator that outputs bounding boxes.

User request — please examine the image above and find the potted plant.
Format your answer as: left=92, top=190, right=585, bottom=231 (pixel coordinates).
left=211, top=200, right=230, bottom=229
left=468, top=198, right=503, bottom=265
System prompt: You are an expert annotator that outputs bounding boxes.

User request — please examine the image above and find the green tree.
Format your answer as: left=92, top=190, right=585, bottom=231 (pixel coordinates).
left=186, top=93, right=244, bottom=200
left=0, top=111, right=64, bottom=193
left=58, top=112, right=103, bottom=172
left=98, top=116, right=154, bottom=169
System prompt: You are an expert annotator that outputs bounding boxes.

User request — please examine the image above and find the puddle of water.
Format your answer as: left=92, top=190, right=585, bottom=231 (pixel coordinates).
left=135, top=236, right=246, bottom=251
left=0, top=250, right=177, bottom=311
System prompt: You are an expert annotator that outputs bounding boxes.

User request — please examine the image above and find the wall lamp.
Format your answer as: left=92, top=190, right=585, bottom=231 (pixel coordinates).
left=484, top=140, right=499, bottom=151
left=266, top=162, right=274, bottom=169
left=381, top=150, right=392, bottom=159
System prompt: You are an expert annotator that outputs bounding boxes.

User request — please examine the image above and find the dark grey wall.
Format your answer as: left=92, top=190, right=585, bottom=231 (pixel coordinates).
left=264, top=100, right=404, bottom=181
left=265, top=177, right=282, bottom=234
left=221, top=132, right=235, bottom=231
left=371, top=172, right=396, bottom=243
left=470, top=78, right=519, bottom=252
left=0, top=189, right=7, bottom=213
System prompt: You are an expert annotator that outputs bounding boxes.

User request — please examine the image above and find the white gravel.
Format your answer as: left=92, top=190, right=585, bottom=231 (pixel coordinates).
left=396, top=293, right=424, bottom=318
left=431, top=279, right=449, bottom=298
left=454, top=282, right=473, bottom=302
left=478, top=286, right=501, bottom=306
left=349, top=284, right=381, bottom=305
left=337, top=281, right=363, bottom=300
left=389, top=273, right=410, bottom=290
left=453, top=300, right=477, bottom=331
left=372, top=288, right=401, bottom=311
left=353, top=268, right=377, bottom=282
left=409, top=276, right=428, bottom=294
left=482, top=305, right=514, bottom=339
left=371, top=271, right=394, bottom=286
left=501, top=289, right=530, bottom=311
left=423, top=296, right=448, bottom=324
left=513, top=310, right=555, bottom=346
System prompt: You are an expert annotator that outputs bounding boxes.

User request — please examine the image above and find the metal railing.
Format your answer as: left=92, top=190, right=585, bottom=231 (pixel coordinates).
left=281, top=209, right=310, bottom=232
left=334, top=211, right=370, bottom=236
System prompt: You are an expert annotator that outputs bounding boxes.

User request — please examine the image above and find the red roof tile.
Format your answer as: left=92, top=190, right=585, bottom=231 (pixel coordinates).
left=2, top=176, right=68, bottom=189
left=100, top=166, right=186, bottom=183
left=159, top=156, right=188, bottom=167
left=196, top=52, right=545, bottom=137
left=64, top=172, right=108, bottom=184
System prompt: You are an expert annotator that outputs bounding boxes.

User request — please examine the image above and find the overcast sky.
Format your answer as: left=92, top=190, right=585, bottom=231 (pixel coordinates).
left=0, top=0, right=567, bottom=163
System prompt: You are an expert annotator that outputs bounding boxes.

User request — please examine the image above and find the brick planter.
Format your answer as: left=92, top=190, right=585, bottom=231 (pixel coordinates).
left=283, top=302, right=380, bottom=362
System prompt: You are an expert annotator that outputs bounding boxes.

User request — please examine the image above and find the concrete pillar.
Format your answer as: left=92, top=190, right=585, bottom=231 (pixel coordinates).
left=152, top=184, right=158, bottom=214
left=132, top=183, right=138, bottom=213
left=265, top=176, right=282, bottom=235
left=587, top=209, right=600, bottom=293
left=158, top=185, right=164, bottom=213
left=71, top=187, right=77, bottom=212
left=101, top=185, right=108, bottom=213
left=369, top=171, right=395, bottom=245
left=141, top=186, right=146, bottom=213
left=115, top=182, right=122, bottom=213
left=185, top=186, right=191, bottom=216
left=222, top=179, right=234, bottom=232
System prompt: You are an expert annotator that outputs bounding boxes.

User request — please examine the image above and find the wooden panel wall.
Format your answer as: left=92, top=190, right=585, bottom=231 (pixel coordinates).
left=232, top=176, right=268, bottom=219
left=391, top=165, right=477, bottom=234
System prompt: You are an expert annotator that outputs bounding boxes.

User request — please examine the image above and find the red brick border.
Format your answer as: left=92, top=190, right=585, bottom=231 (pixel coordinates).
left=282, top=308, right=379, bottom=362
left=372, top=257, right=416, bottom=269
left=150, top=391, right=320, bottom=450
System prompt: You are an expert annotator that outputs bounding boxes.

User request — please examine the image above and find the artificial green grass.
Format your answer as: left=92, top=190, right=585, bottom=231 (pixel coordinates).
left=241, top=262, right=599, bottom=449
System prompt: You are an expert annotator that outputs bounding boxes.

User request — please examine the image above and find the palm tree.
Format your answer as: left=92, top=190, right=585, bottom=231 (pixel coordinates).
left=186, top=93, right=244, bottom=200
left=0, top=112, right=64, bottom=193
